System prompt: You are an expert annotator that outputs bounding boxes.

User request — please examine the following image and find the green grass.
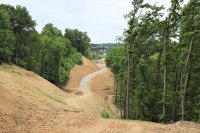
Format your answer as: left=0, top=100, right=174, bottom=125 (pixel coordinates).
left=125, top=119, right=160, bottom=124
left=101, top=108, right=115, bottom=119
left=35, top=87, right=66, bottom=105
left=0, top=66, right=21, bottom=76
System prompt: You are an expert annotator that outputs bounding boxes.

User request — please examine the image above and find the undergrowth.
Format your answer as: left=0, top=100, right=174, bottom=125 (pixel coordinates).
left=101, top=108, right=114, bottom=119
left=0, top=66, right=21, bottom=76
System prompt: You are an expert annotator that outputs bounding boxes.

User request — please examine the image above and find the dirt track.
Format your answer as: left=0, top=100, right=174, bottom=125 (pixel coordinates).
left=67, top=67, right=110, bottom=115
left=64, top=56, right=99, bottom=92
left=80, top=67, right=108, bottom=95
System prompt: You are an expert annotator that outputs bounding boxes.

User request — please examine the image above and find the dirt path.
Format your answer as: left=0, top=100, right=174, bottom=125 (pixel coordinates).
left=67, top=67, right=108, bottom=113
left=64, top=56, right=99, bottom=92
left=80, top=67, right=108, bottom=95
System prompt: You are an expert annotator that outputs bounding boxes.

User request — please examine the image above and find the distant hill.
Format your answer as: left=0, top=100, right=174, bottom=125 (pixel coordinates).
left=90, top=43, right=122, bottom=52
left=90, top=43, right=123, bottom=60
left=91, top=43, right=120, bottom=45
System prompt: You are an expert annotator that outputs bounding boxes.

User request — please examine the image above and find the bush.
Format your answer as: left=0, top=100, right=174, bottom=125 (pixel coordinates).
left=101, top=109, right=114, bottom=118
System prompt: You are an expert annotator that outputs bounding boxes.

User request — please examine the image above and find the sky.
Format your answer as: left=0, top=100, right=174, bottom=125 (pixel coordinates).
left=0, top=0, right=189, bottom=43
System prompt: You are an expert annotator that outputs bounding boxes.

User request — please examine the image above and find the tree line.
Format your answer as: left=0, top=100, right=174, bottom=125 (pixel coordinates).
left=0, top=4, right=92, bottom=86
left=106, top=0, right=200, bottom=123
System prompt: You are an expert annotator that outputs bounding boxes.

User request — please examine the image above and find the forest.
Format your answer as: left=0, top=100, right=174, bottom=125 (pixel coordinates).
left=0, top=4, right=91, bottom=86
left=106, top=0, right=200, bottom=123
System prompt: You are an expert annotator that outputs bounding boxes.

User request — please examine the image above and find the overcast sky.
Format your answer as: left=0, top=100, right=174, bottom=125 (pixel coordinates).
left=0, top=0, right=189, bottom=43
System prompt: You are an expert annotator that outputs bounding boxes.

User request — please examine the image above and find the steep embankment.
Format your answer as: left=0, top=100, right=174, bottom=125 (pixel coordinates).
left=90, top=69, right=118, bottom=115
left=1, top=62, right=200, bottom=133
left=0, top=64, right=95, bottom=132
left=91, top=70, right=114, bottom=99
left=64, top=56, right=99, bottom=92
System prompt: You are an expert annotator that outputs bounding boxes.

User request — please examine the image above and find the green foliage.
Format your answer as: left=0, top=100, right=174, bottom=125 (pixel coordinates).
left=107, top=0, right=200, bottom=123
left=39, top=24, right=83, bottom=85
left=64, top=28, right=92, bottom=58
left=0, top=66, right=21, bottom=76
left=0, top=10, right=15, bottom=63
left=0, top=30, right=15, bottom=63
left=41, top=23, right=62, bottom=37
left=106, top=46, right=127, bottom=118
left=0, top=4, right=86, bottom=87
left=101, top=108, right=114, bottom=119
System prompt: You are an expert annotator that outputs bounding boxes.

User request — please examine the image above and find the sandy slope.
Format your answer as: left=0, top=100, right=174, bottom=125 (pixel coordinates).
left=90, top=68, right=119, bottom=116
left=0, top=63, right=200, bottom=133
left=91, top=69, right=114, bottom=99
left=0, top=64, right=95, bottom=132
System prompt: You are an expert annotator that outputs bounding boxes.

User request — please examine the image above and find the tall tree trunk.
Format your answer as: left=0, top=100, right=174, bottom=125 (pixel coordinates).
left=40, top=52, right=45, bottom=75
left=173, top=70, right=179, bottom=121
left=136, top=106, right=140, bottom=119
left=182, top=35, right=196, bottom=120
left=15, top=42, right=18, bottom=65
left=156, top=50, right=162, bottom=90
left=119, top=78, right=123, bottom=119
left=114, top=75, right=118, bottom=104
left=120, top=65, right=125, bottom=119
left=125, top=43, right=132, bottom=119
left=163, top=29, right=168, bottom=123
left=180, top=69, right=183, bottom=118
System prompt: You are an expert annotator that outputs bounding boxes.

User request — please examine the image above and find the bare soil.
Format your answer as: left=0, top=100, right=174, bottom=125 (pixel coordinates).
left=66, top=67, right=112, bottom=117
left=90, top=69, right=118, bottom=116
left=91, top=69, right=114, bottom=99
left=64, top=56, right=99, bottom=92
left=0, top=64, right=95, bottom=132
left=0, top=63, right=200, bottom=133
